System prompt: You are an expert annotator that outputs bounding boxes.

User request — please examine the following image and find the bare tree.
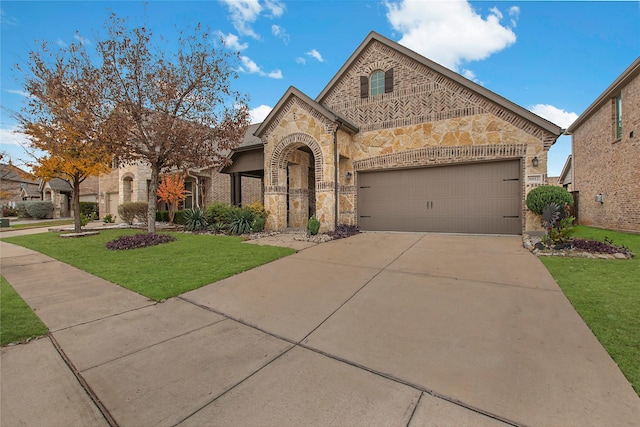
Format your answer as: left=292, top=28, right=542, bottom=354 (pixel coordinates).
left=99, top=15, right=250, bottom=233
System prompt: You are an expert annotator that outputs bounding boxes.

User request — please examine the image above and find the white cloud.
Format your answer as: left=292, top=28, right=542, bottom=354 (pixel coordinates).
left=272, top=25, right=290, bottom=44
left=0, top=126, right=29, bottom=147
left=220, top=0, right=286, bottom=39
left=238, top=56, right=282, bottom=79
left=462, top=69, right=476, bottom=81
left=250, top=105, right=272, bottom=123
left=264, top=0, right=285, bottom=18
left=56, top=39, right=67, bottom=48
left=529, top=104, right=578, bottom=129
left=295, top=57, right=306, bottom=65
left=385, top=0, right=517, bottom=71
left=5, top=89, right=30, bottom=98
left=74, top=33, right=91, bottom=46
left=306, top=49, right=324, bottom=63
left=220, top=0, right=263, bottom=39
left=509, top=6, right=520, bottom=27
left=0, top=8, right=18, bottom=25
left=218, top=32, right=249, bottom=51
left=239, top=56, right=262, bottom=74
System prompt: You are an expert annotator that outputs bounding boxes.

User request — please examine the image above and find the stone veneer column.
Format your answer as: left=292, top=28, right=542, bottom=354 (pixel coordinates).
left=287, top=164, right=309, bottom=228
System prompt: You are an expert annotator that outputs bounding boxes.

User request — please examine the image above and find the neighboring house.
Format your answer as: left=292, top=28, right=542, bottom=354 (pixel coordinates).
left=40, top=178, right=72, bottom=218
left=0, top=162, right=40, bottom=206
left=566, top=57, right=640, bottom=233
left=226, top=32, right=562, bottom=234
left=97, top=127, right=263, bottom=222
left=558, top=155, right=573, bottom=192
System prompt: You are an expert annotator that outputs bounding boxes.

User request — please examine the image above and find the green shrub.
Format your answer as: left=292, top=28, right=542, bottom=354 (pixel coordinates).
left=15, top=201, right=30, bottom=218
left=183, top=208, right=208, bottom=232
left=80, top=212, right=97, bottom=226
left=103, top=214, right=116, bottom=224
left=118, top=202, right=148, bottom=225
left=526, top=186, right=573, bottom=215
left=174, top=209, right=187, bottom=225
left=245, top=201, right=268, bottom=219
left=252, top=215, right=266, bottom=232
left=205, top=202, right=234, bottom=226
left=307, top=215, right=320, bottom=236
left=79, top=202, right=98, bottom=217
left=155, top=210, right=170, bottom=222
left=24, top=201, right=54, bottom=219
left=228, top=208, right=254, bottom=235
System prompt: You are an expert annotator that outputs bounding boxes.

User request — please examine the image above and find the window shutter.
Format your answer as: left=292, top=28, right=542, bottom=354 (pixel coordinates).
left=384, top=68, right=394, bottom=93
left=360, top=76, right=369, bottom=98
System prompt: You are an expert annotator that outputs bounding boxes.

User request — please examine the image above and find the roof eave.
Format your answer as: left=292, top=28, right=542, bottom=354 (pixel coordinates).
left=566, top=56, right=640, bottom=134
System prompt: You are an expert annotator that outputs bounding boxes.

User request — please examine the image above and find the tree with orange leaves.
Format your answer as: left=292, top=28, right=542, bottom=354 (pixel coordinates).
left=14, top=38, right=116, bottom=233
left=157, top=174, right=188, bottom=225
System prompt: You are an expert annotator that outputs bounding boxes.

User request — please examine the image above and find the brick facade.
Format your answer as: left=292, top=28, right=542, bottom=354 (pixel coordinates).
left=568, top=58, right=640, bottom=232
left=257, top=33, right=561, bottom=233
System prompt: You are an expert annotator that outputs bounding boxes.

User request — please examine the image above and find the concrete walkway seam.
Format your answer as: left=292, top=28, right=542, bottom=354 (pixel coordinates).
left=49, top=334, right=119, bottom=427
left=178, top=290, right=524, bottom=427
left=173, top=345, right=297, bottom=426
left=298, top=234, right=429, bottom=344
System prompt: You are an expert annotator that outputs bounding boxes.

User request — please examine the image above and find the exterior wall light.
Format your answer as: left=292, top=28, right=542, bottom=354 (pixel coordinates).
left=346, top=172, right=353, bottom=179
left=532, top=156, right=539, bottom=167
left=595, top=194, right=604, bottom=204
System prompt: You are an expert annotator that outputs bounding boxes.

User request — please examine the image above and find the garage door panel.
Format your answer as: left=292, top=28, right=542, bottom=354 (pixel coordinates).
left=357, top=161, right=521, bottom=234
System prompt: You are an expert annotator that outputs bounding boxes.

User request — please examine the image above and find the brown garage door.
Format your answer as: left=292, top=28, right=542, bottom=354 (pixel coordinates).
left=357, top=160, right=521, bottom=234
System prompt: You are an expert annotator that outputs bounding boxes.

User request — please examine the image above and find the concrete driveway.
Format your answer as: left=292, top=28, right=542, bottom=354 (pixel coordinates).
left=2, top=231, right=639, bottom=426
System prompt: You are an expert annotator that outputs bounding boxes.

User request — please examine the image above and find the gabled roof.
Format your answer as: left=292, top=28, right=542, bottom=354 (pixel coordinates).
left=559, top=155, right=572, bottom=184
left=566, top=56, right=640, bottom=134
left=316, top=31, right=562, bottom=137
left=0, top=163, right=38, bottom=184
left=41, top=177, right=73, bottom=193
left=254, top=86, right=359, bottom=138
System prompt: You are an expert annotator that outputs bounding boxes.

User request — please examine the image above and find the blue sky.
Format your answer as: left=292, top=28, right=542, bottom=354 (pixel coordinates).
left=1, top=1, right=639, bottom=176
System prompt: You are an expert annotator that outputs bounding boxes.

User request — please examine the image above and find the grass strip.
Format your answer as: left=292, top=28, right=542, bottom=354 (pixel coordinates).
left=1, top=276, right=49, bottom=346
left=540, top=226, right=639, bottom=396
left=2, top=229, right=295, bottom=301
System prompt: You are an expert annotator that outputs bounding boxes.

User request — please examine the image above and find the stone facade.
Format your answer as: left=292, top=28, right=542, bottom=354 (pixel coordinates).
left=256, top=33, right=561, bottom=233
left=568, top=58, right=640, bottom=232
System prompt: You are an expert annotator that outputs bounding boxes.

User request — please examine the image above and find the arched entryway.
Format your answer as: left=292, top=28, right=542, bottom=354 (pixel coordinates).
left=266, top=133, right=325, bottom=229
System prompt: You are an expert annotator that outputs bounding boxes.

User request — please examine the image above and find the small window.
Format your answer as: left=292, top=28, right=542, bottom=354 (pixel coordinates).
left=614, top=93, right=622, bottom=140
left=370, top=71, right=385, bottom=96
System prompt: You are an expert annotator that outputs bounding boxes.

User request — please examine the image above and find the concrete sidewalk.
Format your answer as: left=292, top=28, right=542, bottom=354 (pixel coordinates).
left=1, top=230, right=639, bottom=426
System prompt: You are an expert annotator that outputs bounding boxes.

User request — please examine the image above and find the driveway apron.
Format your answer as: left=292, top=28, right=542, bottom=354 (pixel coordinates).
left=186, top=232, right=640, bottom=426
left=2, top=231, right=639, bottom=426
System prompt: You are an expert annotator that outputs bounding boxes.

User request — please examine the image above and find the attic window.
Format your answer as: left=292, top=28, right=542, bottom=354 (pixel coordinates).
left=370, top=70, right=385, bottom=96
left=360, top=68, right=394, bottom=98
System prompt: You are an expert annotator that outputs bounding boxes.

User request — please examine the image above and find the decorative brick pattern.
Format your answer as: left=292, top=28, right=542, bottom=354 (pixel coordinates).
left=322, top=41, right=557, bottom=147
left=353, top=143, right=526, bottom=171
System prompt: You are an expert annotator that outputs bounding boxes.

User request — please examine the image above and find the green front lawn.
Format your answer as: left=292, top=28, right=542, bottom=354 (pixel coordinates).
left=540, top=226, right=640, bottom=396
left=1, top=276, right=49, bottom=346
left=2, top=229, right=295, bottom=301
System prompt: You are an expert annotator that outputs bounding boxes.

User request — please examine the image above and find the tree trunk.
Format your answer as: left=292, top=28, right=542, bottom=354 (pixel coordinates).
left=147, top=166, right=159, bottom=234
left=72, top=175, right=82, bottom=233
